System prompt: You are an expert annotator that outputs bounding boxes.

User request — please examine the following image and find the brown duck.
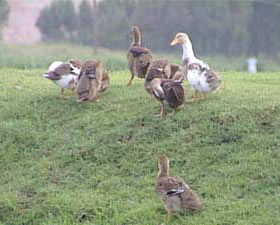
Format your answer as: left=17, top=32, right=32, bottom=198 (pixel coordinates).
left=76, top=60, right=109, bottom=102
left=145, top=59, right=185, bottom=116
left=156, top=155, right=202, bottom=220
left=127, top=25, right=153, bottom=86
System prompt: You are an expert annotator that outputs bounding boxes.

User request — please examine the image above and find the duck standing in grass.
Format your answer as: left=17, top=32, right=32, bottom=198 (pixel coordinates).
left=43, top=60, right=82, bottom=98
left=76, top=60, right=109, bottom=102
left=145, top=59, right=185, bottom=116
left=127, top=25, right=153, bottom=86
left=170, top=33, right=222, bottom=101
left=156, top=155, right=202, bottom=221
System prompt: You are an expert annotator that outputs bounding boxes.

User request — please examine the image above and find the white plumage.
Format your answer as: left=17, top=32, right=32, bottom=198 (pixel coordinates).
left=170, top=33, right=222, bottom=98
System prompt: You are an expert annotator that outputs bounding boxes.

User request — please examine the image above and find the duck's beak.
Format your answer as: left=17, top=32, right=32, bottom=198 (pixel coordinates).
left=170, top=38, right=179, bottom=46
left=43, top=73, right=51, bottom=79
left=43, top=72, right=59, bottom=81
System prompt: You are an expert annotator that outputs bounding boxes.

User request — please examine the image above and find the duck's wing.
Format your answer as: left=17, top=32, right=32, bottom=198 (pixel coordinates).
left=180, top=184, right=203, bottom=210
left=156, top=176, right=188, bottom=195
left=204, top=69, right=219, bottom=82
left=157, top=176, right=202, bottom=211
left=76, top=74, right=92, bottom=101
left=150, top=78, right=165, bottom=101
left=55, top=63, right=72, bottom=76
left=161, top=80, right=185, bottom=108
left=166, top=188, right=185, bottom=197
left=203, top=69, right=222, bottom=91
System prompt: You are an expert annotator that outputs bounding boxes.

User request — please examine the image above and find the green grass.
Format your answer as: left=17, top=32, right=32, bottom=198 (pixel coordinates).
left=0, top=68, right=280, bottom=225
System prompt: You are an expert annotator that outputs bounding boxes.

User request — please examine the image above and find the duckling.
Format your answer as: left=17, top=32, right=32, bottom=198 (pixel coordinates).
left=127, top=25, right=153, bottom=86
left=76, top=60, right=104, bottom=102
left=156, top=155, right=202, bottom=221
left=43, top=60, right=81, bottom=98
left=170, top=33, right=222, bottom=100
left=145, top=60, right=184, bottom=116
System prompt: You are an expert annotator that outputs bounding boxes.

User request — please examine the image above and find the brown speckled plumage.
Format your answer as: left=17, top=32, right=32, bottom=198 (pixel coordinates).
left=127, top=26, right=153, bottom=86
left=156, top=155, right=202, bottom=220
left=145, top=59, right=171, bottom=83
left=170, top=63, right=184, bottom=81
left=145, top=60, right=185, bottom=116
left=76, top=60, right=107, bottom=102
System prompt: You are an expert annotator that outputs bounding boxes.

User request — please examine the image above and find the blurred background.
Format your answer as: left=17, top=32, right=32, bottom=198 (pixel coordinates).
left=0, top=0, right=280, bottom=71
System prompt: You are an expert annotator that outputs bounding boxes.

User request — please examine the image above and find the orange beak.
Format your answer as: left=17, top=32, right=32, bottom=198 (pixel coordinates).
left=170, top=38, right=179, bottom=46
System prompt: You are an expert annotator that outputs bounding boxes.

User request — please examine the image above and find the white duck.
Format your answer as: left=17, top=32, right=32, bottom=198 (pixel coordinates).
left=170, top=33, right=221, bottom=100
left=43, top=60, right=82, bottom=98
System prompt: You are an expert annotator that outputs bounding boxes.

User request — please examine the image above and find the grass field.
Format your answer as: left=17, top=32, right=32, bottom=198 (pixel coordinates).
left=0, top=67, right=280, bottom=225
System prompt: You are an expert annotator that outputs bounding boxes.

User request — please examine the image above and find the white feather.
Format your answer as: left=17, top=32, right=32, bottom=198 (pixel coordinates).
left=54, top=75, right=77, bottom=89
left=188, top=70, right=212, bottom=93
left=47, top=61, right=64, bottom=72
left=70, top=63, right=81, bottom=75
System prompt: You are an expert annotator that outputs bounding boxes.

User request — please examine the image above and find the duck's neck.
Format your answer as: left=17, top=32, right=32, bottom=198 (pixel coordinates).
left=182, top=41, right=195, bottom=62
left=158, top=163, right=169, bottom=178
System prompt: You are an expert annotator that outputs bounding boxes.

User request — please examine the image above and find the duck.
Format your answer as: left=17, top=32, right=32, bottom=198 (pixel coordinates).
left=145, top=59, right=185, bottom=116
left=170, top=33, right=222, bottom=100
left=76, top=60, right=107, bottom=102
left=127, top=25, right=153, bottom=86
left=156, top=155, right=202, bottom=221
left=43, top=60, right=82, bottom=98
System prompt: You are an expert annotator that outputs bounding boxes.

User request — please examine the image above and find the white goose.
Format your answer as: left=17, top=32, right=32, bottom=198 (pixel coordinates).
left=170, top=33, right=221, bottom=101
